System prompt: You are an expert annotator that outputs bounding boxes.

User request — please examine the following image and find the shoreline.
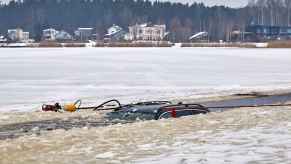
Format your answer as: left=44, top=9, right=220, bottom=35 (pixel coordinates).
left=1, top=41, right=291, bottom=48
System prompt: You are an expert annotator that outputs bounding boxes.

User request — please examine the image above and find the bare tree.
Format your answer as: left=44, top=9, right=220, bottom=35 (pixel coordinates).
left=285, top=0, right=291, bottom=26
left=266, top=0, right=274, bottom=25
left=256, top=0, right=267, bottom=25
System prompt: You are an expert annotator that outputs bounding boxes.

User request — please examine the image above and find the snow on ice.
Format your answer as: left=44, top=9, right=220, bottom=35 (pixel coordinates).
left=1, top=48, right=291, bottom=111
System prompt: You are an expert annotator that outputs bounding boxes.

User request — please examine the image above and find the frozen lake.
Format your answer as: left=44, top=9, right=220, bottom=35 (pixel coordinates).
left=1, top=47, right=291, bottom=164
left=1, top=47, right=291, bottom=111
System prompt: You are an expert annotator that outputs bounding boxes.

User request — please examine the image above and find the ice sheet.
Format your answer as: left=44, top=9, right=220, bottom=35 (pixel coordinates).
left=1, top=48, right=291, bottom=111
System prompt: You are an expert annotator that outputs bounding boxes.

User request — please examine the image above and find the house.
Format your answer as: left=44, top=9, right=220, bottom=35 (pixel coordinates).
left=0, top=35, right=7, bottom=43
left=43, top=28, right=73, bottom=41
left=7, top=28, right=30, bottom=42
left=104, top=24, right=126, bottom=41
left=55, top=30, right=73, bottom=41
left=22, top=32, right=29, bottom=41
left=245, top=25, right=291, bottom=41
left=128, top=23, right=166, bottom=41
left=74, top=28, right=93, bottom=41
left=42, top=28, right=58, bottom=41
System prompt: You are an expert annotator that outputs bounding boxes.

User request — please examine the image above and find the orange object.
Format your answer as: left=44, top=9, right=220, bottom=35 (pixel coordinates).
left=64, top=104, right=77, bottom=112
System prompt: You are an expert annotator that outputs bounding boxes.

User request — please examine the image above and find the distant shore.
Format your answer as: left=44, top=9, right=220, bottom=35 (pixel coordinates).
left=1, top=41, right=291, bottom=48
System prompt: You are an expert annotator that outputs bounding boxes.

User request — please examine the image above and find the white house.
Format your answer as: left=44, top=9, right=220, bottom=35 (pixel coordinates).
left=74, top=28, right=93, bottom=41
left=7, top=28, right=30, bottom=42
left=128, top=23, right=166, bottom=41
left=104, top=24, right=126, bottom=41
left=22, top=32, right=29, bottom=41
left=43, top=28, right=73, bottom=41
left=43, top=28, right=58, bottom=40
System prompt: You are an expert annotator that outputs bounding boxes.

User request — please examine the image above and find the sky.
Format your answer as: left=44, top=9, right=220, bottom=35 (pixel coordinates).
left=0, top=0, right=249, bottom=8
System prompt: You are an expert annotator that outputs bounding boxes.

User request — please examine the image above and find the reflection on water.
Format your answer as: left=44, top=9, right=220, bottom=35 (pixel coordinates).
left=1, top=106, right=291, bottom=164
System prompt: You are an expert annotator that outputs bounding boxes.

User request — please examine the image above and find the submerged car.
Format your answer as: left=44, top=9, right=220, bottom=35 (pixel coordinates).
left=93, top=100, right=210, bottom=121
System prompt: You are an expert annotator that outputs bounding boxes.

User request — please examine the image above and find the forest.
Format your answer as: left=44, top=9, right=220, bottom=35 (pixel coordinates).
left=0, top=0, right=290, bottom=41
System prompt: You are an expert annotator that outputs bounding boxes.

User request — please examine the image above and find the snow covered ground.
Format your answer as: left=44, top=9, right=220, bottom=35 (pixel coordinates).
left=1, top=47, right=291, bottom=111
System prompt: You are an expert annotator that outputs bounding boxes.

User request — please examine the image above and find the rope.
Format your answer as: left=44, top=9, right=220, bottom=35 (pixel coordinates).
left=92, top=99, right=122, bottom=111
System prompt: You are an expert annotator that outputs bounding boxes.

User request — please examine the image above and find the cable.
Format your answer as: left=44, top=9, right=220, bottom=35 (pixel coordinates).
left=74, top=99, right=82, bottom=111
left=92, top=99, right=122, bottom=111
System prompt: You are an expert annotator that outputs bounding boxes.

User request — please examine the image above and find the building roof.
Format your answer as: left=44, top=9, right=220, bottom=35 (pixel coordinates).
left=140, top=23, right=148, bottom=27
left=130, top=23, right=166, bottom=28
left=189, top=32, right=208, bottom=40
left=43, top=28, right=57, bottom=32
left=8, top=28, right=23, bottom=31
left=0, top=35, right=7, bottom=42
left=105, top=25, right=123, bottom=36
left=78, top=28, right=93, bottom=30
left=8, top=29, right=18, bottom=32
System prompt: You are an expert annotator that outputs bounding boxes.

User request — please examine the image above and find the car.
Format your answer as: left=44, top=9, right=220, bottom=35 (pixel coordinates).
left=93, top=100, right=210, bottom=121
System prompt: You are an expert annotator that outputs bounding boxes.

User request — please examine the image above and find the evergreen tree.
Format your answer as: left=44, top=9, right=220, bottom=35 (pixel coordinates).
left=0, top=0, right=289, bottom=41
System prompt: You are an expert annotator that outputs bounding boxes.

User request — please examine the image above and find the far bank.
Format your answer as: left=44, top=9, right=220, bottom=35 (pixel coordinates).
left=2, top=41, right=291, bottom=48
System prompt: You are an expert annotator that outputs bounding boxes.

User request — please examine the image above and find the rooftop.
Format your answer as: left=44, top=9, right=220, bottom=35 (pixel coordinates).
left=189, top=31, right=208, bottom=40
left=78, top=28, right=93, bottom=30
left=43, top=28, right=57, bottom=32
left=131, top=23, right=166, bottom=28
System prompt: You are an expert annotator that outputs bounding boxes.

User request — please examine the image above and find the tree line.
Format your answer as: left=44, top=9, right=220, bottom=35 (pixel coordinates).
left=248, top=0, right=291, bottom=26
left=0, top=0, right=290, bottom=42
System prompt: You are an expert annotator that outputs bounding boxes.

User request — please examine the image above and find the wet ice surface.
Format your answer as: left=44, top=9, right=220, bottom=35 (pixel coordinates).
left=1, top=107, right=291, bottom=164
left=1, top=93, right=291, bottom=140
left=1, top=48, right=291, bottom=111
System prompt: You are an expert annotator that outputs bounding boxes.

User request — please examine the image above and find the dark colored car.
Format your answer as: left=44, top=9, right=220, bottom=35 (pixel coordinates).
left=94, top=100, right=210, bottom=121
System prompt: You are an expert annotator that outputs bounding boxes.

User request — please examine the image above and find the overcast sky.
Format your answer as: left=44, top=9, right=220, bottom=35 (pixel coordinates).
left=0, top=0, right=249, bottom=8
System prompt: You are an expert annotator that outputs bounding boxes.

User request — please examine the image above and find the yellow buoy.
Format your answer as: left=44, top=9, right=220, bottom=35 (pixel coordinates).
left=64, top=104, right=77, bottom=112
